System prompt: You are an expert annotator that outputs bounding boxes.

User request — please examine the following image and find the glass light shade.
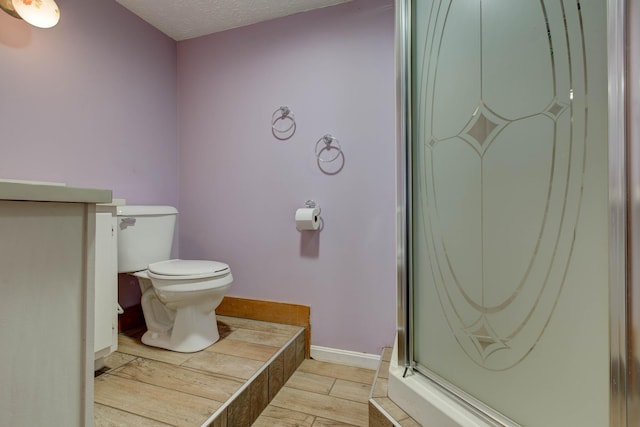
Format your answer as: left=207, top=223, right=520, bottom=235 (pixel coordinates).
left=11, top=0, right=59, bottom=28
left=0, top=0, right=20, bottom=18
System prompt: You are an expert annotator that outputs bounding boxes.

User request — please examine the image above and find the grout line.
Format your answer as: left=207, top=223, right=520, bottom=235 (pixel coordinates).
left=327, top=377, right=337, bottom=395
left=263, top=385, right=370, bottom=426
left=268, top=393, right=369, bottom=427
left=328, top=382, right=373, bottom=405
left=104, top=371, right=228, bottom=405
left=95, top=403, right=174, bottom=426
left=121, top=351, right=250, bottom=386
left=296, top=367, right=374, bottom=387
left=199, top=327, right=305, bottom=427
left=294, top=370, right=375, bottom=391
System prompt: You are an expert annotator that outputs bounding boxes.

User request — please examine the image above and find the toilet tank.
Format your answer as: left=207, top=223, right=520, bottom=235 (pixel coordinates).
left=116, top=205, right=178, bottom=273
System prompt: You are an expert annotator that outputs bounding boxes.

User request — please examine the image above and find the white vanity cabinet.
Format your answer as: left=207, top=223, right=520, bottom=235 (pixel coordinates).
left=0, top=182, right=111, bottom=427
left=94, top=203, right=119, bottom=369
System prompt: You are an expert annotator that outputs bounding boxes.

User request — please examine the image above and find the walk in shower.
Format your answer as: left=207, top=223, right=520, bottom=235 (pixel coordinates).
left=393, top=0, right=639, bottom=425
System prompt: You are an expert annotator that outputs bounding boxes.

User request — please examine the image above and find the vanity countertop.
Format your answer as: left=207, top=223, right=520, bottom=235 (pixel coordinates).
left=0, top=181, right=112, bottom=204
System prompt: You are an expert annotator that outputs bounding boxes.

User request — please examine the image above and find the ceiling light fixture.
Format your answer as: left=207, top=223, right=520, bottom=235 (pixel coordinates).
left=0, top=0, right=60, bottom=29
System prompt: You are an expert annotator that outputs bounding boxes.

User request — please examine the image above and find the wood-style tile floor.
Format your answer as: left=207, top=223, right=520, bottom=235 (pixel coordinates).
left=94, top=316, right=376, bottom=426
left=254, top=359, right=376, bottom=427
left=94, top=315, right=303, bottom=426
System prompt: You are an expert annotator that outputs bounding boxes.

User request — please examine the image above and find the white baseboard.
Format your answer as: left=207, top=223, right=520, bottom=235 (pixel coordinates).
left=310, top=345, right=381, bottom=370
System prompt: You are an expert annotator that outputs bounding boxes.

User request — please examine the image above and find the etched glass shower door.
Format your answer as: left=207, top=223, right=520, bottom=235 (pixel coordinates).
left=410, top=0, right=610, bottom=425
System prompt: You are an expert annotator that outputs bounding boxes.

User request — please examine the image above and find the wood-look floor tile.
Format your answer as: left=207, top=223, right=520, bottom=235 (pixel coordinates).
left=312, top=417, right=360, bottom=426
left=285, top=370, right=335, bottom=395
left=117, top=334, right=192, bottom=365
left=270, top=386, right=369, bottom=427
left=217, top=315, right=302, bottom=337
left=283, top=341, right=297, bottom=381
left=371, top=377, right=388, bottom=398
left=113, top=358, right=242, bottom=402
left=399, top=417, right=422, bottom=426
left=253, top=406, right=315, bottom=427
left=381, top=347, right=393, bottom=362
left=295, top=331, right=306, bottom=366
left=298, top=359, right=375, bottom=385
left=216, top=320, right=235, bottom=339
left=94, top=403, right=172, bottom=427
left=100, top=319, right=382, bottom=427
left=227, top=386, right=251, bottom=427
left=375, top=397, right=410, bottom=423
left=227, top=328, right=293, bottom=347
left=206, top=407, right=227, bottom=427
left=182, top=351, right=263, bottom=380
left=330, top=379, right=371, bottom=403
left=269, top=352, right=285, bottom=400
left=377, top=361, right=390, bottom=379
left=207, top=337, right=279, bottom=362
left=250, top=368, right=269, bottom=422
left=102, top=351, right=136, bottom=372
left=369, top=401, right=394, bottom=427
left=95, top=374, right=220, bottom=427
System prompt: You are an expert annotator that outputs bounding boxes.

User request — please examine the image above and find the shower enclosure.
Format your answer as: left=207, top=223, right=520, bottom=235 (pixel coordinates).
left=394, top=0, right=639, bottom=425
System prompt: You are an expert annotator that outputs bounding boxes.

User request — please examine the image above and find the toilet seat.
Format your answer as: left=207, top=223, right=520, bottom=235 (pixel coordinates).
left=148, top=259, right=230, bottom=280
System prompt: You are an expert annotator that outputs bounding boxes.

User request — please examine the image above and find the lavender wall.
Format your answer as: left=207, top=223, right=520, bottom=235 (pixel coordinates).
left=177, top=0, right=396, bottom=354
left=0, top=0, right=178, bottom=206
left=0, top=0, right=396, bottom=354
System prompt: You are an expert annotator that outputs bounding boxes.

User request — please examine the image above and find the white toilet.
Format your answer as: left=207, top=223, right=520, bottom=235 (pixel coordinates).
left=117, top=205, right=233, bottom=353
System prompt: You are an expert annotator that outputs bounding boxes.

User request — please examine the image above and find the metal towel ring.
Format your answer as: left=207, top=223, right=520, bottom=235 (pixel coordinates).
left=271, top=106, right=296, bottom=134
left=315, top=134, right=342, bottom=163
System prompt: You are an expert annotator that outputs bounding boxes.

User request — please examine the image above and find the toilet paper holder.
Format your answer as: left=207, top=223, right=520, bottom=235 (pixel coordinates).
left=296, top=200, right=322, bottom=232
left=304, top=199, right=321, bottom=214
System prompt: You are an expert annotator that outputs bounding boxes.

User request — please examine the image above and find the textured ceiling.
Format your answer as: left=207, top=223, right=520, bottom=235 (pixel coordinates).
left=115, top=0, right=352, bottom=41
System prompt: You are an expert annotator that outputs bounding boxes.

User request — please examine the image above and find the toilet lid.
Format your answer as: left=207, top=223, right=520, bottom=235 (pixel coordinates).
left=148, top=259, right=230, bottom=279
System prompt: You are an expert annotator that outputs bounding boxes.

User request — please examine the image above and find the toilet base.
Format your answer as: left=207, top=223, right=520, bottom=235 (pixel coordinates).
left=141, top=309, right=221, bottom=353
left=140, top=288, right=222, bottom=353
left=141, top=320, right=220, bottom=353
left=133, top=271, right=230, bottom=353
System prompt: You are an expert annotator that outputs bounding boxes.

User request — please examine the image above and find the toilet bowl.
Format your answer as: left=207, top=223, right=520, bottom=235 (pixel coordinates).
left=117, top=206, right=233, bottom=353
left=135, top=260, right=233, bottom=352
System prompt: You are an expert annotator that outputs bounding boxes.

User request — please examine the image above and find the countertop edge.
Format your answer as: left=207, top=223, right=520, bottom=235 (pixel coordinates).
left=0, top=182, right=112, bottom=204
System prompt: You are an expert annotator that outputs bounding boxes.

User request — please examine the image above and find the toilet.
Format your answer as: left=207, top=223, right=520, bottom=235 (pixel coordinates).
left=117, top=205, right=233, bottom=353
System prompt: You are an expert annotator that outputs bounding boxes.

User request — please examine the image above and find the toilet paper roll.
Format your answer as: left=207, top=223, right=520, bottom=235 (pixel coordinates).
left=295, top=207, right=320, bottom=231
